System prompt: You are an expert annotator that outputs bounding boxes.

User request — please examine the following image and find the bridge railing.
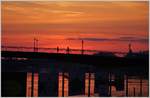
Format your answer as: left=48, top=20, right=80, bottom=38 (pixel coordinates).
left=1, top=46, right=127, bottom=56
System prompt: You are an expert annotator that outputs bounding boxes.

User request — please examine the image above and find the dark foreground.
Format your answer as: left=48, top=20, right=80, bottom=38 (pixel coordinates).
left=1, top=51, right=149, bottom=97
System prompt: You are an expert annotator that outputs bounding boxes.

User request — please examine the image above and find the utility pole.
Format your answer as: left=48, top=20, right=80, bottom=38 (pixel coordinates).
left=128, top=43, right=132, bottom=53
left=33, top=38, right=35, bottom=52
left=33, top=38, right=38, bottom=52
left=36, top=39, right=38, bottom=52
left=81, top=40, right=84, bottom=55
left=33, top=32, right=39, bottom=52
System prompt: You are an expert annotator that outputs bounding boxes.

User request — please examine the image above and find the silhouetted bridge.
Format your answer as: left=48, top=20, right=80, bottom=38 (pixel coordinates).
left=3, top=45, right=148, bottom=67
left=1, top=50, right=148, bottom=68
left=2, top=47, right=148, bottom=97
left=2, top=45, right=127, bottom=55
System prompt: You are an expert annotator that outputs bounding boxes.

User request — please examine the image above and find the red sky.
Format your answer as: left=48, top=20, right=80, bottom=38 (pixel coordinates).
left=2, top=1, right=149, bottom=52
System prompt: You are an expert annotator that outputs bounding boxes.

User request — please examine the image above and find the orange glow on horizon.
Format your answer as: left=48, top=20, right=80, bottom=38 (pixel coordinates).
left=2, top=1, right=149, bottom=52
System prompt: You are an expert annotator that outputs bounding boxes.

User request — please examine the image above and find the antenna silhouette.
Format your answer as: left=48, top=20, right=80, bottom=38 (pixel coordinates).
left=33, top=32, right=38, bottom=52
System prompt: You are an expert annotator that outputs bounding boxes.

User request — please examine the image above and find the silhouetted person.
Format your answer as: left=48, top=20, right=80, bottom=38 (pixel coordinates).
left=57, top=46, right=59, bottom=53
left=66, top=46, right=70, bottom=54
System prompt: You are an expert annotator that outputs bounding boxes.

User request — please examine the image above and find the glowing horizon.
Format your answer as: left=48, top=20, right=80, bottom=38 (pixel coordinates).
left=2, top=1, right=149, bottom=52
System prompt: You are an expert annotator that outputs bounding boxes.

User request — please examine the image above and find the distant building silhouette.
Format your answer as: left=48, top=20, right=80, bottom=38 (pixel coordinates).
left=125, top=43, right=148, bottom=58
left=126, top=43, right=134, bottom=57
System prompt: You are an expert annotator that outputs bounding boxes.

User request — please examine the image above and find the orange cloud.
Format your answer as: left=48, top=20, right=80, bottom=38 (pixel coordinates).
left=2, top=1, right=149, bottom=52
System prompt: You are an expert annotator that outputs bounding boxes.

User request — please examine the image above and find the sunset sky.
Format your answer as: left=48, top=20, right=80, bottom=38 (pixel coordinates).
left=2, top=1, right=149, bottom=52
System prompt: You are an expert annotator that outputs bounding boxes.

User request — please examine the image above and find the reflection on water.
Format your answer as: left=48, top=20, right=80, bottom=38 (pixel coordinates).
left=26, top=72, right=148, bottom=97
left=127, top=79, right=148, bottom=96
left=111, top=76, right=148, bottom=97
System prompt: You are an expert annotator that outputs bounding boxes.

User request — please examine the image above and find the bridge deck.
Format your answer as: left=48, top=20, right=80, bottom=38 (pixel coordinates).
left=2, top=51, right=148, bottom=68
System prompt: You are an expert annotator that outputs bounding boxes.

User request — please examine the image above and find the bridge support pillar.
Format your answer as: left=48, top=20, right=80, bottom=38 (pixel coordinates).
left=26, top=72, right=39, bottom=97
left=58, top=72, right=69, bottom=97
left=85, top=73, right=95, bottom=96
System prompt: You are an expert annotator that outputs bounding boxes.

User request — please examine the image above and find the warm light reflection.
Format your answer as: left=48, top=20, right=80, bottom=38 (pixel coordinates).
left=25, top=72, right=148, bottom=97
left=111, top=76, right=148, bottom=97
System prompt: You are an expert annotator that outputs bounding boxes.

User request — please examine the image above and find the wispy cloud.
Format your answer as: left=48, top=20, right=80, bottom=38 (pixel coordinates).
left=2, top=1, right=149, bottom=51
left=67, top=37, right=148, bottom=43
